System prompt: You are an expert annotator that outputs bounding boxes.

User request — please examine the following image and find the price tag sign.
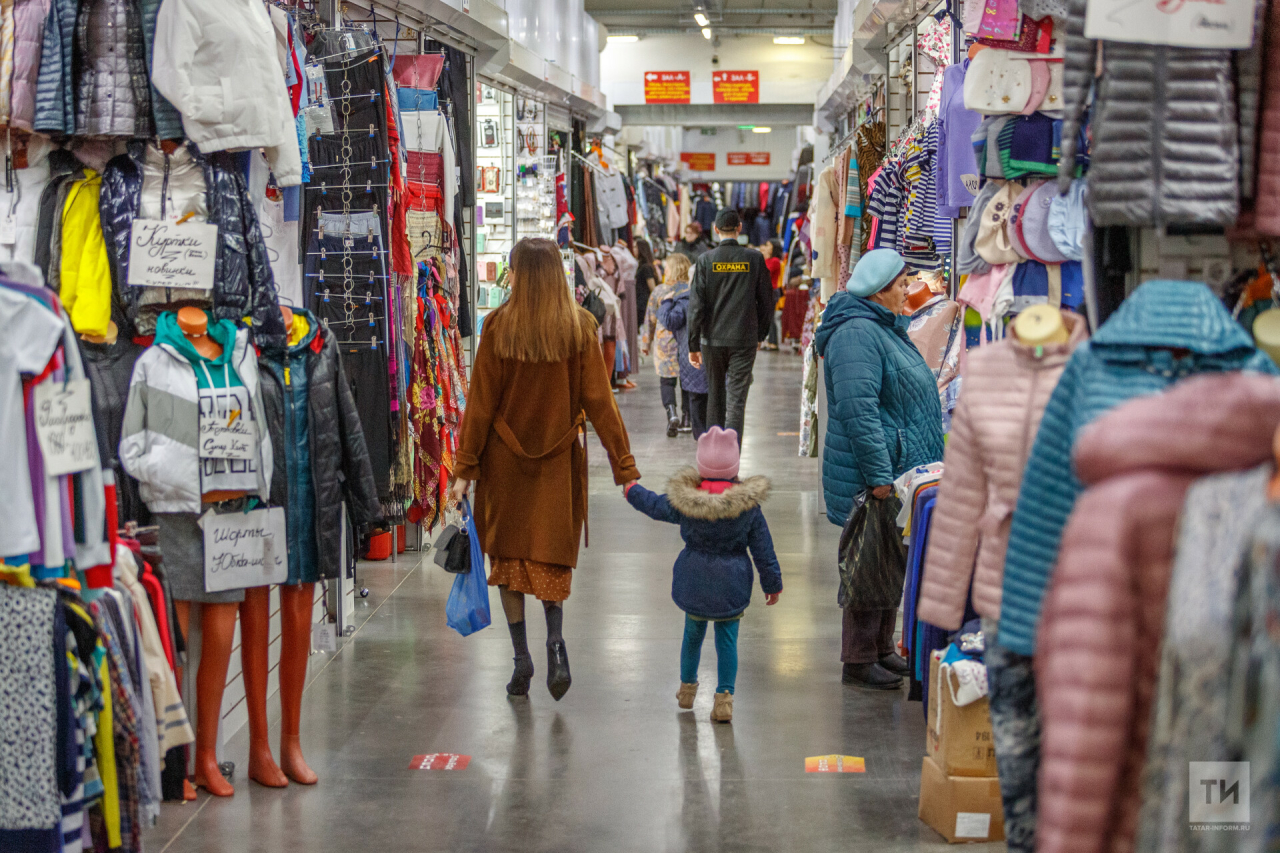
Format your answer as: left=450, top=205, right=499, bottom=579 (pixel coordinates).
left=303, top=104, right=335, bottom=136
left=199, top=506, right=288, bottom=592
left=127, top=220, right=217, bottom=290
left=1084, top=0, right=1257, bottom=48
left=198, top=396, right=256, bottom=461
left=312, top=622, right=338, bottom=653
left=961, top=174, right=981, bottom=196
left=0, top=213, right=16, bottom=245
left=33, top=379, right=97, bottom=476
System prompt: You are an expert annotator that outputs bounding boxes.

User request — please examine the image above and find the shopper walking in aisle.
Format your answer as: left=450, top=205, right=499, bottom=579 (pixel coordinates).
left=760, top=238, right=784, bottom=351
left=674, top=223, right=710, bottom=261
left=452, top=238, right=641, bottom=700
left=659, top=255, right=709, bottom=438
left=634, top=238, right=658, bottom=329
left=687, top=210, right=775, bottom=442
left=642, top=253, right=684, bottom=437
left=624, top=427, right=782, bottom=723
left=815, top=248, right=945, bottom=690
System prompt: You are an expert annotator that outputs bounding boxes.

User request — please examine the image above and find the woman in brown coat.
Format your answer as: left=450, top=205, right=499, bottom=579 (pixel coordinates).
left=451, top=238, right=640, bottom=701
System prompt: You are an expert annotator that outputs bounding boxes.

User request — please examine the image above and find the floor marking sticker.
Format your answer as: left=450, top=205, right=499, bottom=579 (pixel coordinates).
left=805, top=755, right=865, bottom=773
left=410, top=754, right=471, bottom=770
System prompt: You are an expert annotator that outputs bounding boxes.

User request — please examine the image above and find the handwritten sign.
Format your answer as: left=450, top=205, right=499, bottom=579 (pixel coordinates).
left=34, top=379, right=97, bottom=476
left=409, top=754, right=471, bottom=771
left=712, top=70, right=759, bottom=104
left=312, top=622, right=338, bottom=653
left=804, top=755, right=866, bottom=773
left=1084, top=0, right=1256, bottom=48
left=644, top=71, right=690, bottom=104
left=198, top=397, right=256, bottom=461
left=127, top=220, right=218, bottom=290
left=200, top=506, right=287, bottom=592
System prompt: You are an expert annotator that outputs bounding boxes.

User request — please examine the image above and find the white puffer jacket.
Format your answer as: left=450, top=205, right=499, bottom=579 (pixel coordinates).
left=120, top=327, right=273, bottom=514
left=151, top=0, right=301, bottom=187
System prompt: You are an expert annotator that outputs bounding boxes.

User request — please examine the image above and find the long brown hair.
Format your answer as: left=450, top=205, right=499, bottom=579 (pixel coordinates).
left=489, top=238, right=592, bottom=362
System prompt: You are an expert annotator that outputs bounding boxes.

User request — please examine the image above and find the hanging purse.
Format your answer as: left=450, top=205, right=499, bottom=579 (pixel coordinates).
left=433, top=510, right=472, bottom=574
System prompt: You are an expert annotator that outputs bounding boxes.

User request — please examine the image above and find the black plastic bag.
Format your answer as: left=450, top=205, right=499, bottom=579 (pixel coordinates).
left=837, top=491, right=906, bottom=610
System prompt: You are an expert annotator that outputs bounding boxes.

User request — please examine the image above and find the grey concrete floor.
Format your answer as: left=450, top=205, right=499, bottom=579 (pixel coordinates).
left=144, top=352, right=1003, bottom=853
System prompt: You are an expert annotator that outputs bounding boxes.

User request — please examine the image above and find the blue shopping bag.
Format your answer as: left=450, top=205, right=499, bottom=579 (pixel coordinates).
left=445, top=499, right=491, bottom=636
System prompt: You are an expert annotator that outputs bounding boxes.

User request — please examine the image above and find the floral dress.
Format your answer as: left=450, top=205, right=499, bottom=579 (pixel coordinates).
left=641, top=282, right=679, bottom=379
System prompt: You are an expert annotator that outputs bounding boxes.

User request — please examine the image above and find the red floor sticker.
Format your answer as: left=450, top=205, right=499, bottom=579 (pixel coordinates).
left=410, top=753, right=471, bottom=771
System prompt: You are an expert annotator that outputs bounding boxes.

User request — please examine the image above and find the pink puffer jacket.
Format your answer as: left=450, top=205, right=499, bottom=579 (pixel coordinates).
left=1034, top=372, right=1280, bottom=853
left=1257, top=0, right=1279, bottom=235
left=917, top=311, right=1087, bottom=629
left=8, top=0, right=49, bottom=131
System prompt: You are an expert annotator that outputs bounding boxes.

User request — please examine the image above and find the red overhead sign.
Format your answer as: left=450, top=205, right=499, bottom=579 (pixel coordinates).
left=712, top=70, right=759, bottom=104
left=680, top=152, right=716, bottom=171
left=644, top=71, right=691, bottom=104
left=727, top=152, right=771, bottom=166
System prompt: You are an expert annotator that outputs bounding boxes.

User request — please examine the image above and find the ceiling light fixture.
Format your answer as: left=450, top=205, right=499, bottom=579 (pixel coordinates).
left=753, top=126, right=772, bottom=133
left=701, top=26, right=712, bottom=39
left=694, top=12, right=710, bottom=26
left=773, top=36, right=806, bottom=44
left=606, top=34, right=640, bottom=43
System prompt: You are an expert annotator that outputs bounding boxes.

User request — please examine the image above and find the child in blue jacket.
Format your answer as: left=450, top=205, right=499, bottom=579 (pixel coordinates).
left=625, top=427, right=783, bottom=722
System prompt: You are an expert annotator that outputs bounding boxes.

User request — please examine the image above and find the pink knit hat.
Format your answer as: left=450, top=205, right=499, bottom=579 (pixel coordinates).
left=696, top=427, right=740, bottom=480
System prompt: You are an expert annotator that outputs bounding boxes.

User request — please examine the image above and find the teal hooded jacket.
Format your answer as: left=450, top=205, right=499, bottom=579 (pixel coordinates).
left=815, top=291, right=945, bottom=526
left=997, top=280, right=1280, bottom=655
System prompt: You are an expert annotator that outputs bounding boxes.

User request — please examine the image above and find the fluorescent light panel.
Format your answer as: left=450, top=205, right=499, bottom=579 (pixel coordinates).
left=607, top=34, right=639, bottom=42
left=752, top=126, right=772, bottom=133
left=694, top=12, right=710, bottom=26
left=773, top=36, right=806, bottom=44
left=701, top=27, right=712, bottom=38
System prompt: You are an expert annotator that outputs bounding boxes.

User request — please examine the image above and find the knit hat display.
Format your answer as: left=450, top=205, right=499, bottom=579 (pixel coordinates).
left=958, top=180, right=1001, bottom=275
left=1048, top=177, right=1087, bottom=261
left=846, top=248, right=908, bottom=297
left=1022, top=181, right=1071, bottom=263
left=696, top=427, right=741, bottom=480
left=1035, top=61, right=1064, bottom=113
left=1007, top=112, right=1059, bottom=175
left=1020, top=60, right=1050, bottom=115
left=976, top=182, right=1025, bottom=264
left=963, top=49, right=1032, bottom=115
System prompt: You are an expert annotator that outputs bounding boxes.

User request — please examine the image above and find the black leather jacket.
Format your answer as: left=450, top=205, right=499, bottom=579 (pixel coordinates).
left=259, top=316, right=383, bottom=580
left=100, top=141, right=287, bottom=348
left=688, top=239, right=775, bottom=351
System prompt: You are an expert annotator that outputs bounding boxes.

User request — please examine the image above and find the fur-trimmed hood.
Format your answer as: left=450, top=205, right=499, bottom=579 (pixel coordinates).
left=665, top=467, right=771, bottom=521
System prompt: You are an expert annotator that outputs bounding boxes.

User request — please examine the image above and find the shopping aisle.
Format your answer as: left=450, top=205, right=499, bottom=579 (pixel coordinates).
left=144, top=354, right=999, bottom=853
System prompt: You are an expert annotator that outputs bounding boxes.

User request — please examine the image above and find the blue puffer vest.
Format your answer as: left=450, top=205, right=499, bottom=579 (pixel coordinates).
left=657, top=281, right=709, bottom=395
left=998, top=280, right=1280, bottom=656
left=815, top=291, right=945, bottom=525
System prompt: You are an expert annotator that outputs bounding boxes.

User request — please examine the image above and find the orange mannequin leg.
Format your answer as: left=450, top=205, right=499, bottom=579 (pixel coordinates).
left=176, top=600, right=240, bottom=797
left=241, top=587, right=288, bottom=787
left=278, top=583, right=318, bottom=784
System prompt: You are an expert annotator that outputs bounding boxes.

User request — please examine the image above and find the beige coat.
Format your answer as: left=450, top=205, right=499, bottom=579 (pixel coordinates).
left=917, top=311, right=1086, bottom=629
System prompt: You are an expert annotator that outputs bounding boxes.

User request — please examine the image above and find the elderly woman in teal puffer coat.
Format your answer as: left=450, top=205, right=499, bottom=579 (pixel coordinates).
left=815, top=248, right=945, bottom=691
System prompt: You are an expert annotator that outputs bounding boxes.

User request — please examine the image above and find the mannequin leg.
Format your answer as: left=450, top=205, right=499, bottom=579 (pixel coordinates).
left=278, top=583, right=318, bottom=784
left=241, top=588, right=287, bottom=787
left=174, top=602, right=198, bottom=801
left=187, top=601, right=240, bottom=797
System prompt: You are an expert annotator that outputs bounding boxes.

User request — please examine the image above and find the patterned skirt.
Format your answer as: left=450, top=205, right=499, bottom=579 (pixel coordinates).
left=488, top=557, right=573, bottom=602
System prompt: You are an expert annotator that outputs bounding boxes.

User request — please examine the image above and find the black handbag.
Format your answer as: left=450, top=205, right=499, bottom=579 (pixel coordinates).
left=433, top=522, right=471, bottom=574
left=581, top=289, right=607, bottom=324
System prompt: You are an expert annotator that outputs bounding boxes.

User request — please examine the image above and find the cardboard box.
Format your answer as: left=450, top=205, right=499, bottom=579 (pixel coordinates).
left=927, top=650, right=999, bottom=777
left=918, top=756, right=1005, bottom=843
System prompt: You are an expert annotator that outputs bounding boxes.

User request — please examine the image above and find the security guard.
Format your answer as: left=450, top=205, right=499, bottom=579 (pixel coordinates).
left=687, top=209, right=775, bottom=442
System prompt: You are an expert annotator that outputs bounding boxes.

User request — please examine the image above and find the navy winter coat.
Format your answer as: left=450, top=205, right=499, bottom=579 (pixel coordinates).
left=815, top=291, right=945, bottom=525
left=657, top=282, right=708, bottom=395
left=100, top=142, right=287, bottom=349
left=627, top=468, right=782, bottom=620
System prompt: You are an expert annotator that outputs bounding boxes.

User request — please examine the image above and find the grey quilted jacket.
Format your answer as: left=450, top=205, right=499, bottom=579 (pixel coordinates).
left=137, top=0, right=182, bottom=140
left=1057, top=0, right=1240, bottom=228
left=74, top=0, right=153, bottom=137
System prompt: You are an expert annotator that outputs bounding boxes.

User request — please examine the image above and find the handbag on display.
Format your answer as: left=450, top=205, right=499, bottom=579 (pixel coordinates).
left=481, top=166, right=501, bottom=194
